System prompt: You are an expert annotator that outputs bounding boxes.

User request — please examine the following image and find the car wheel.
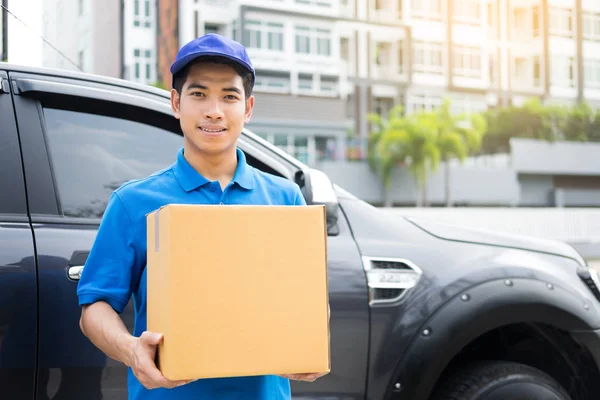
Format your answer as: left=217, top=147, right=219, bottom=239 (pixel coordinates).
left=432, top=361, right=571, bottom=400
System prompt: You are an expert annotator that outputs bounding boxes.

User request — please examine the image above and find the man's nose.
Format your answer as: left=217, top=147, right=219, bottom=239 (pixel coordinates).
left=204, top=99, right=224, bottom=120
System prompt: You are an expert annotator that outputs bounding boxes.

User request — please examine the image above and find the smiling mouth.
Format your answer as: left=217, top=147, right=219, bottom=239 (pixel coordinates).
left=199, top=127, right=227, bottom=133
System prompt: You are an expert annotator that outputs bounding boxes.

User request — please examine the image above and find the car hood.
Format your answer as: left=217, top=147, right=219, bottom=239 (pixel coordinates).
left=333, top=184, right=586, bottom=266
left=405, top=216, right=586, bottom=266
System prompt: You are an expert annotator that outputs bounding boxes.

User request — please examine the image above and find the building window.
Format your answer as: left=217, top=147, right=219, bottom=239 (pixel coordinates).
left=78, top=50, right=84, bottom=70
left=453, top=0, right=480, bottom=23
left=408, top=94, right=442, bottom=113
left=254, top=73, right=291, bottom=94
left=145, top=50, right=152, bottom=80
left=453, top=46, right=481, bottom=78
left=194, top=10, right=199, bottom=37
left=134, top=0, right=140, bottom=26
left=134, top=0, right=152, bottom=28
left=267, top=23, right=284, bottom=51
left=583, top=13, right=600, bottom=41
left=584, top=59, right=600, bottom=89
left=295, top=0, right=332, bottom=6
left=294, top=25, right=332, bottom=57
left=294, top=136, right=309, bottom=164
left=411, top=0, right=442, bottom=19
left=413, top=41, right=444, bottom=74
left=244, top=20, right=284, bottom=51
left=551, top=56, right=575, bottom=88
left=550, top=7, right=573, bottom=37
left=513, top=7, right=529, bottom=38
left=398, top=40, right=404, bottom=74
left=134, top=49, right=141, bottom=79
left=533, top=56, right=541, bottom=87
left=316, top=137, right=338, bottom=161
left=298, top=74, right=314, bottom=93
left=133, top=49, right=154, bottom=83
left=532, top=6, right=540, bottom=37
left=244, top=20, right=262, bottom=48
left=295, top=26, right=311, bottom=54
left=320, top=76, right=338, bottom=95
left=316, top=29, right=331, bottom=56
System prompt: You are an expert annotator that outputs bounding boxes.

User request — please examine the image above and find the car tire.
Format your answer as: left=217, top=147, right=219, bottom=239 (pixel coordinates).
left=432, top=361, right=572, bottom=400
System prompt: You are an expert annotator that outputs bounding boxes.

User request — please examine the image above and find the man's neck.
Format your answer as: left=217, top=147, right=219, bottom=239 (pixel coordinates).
left=183, top=144, right=238, bottom=190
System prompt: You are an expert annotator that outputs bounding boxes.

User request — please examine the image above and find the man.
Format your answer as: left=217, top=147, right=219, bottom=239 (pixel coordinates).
left=77, top=33, right=327, bottom=400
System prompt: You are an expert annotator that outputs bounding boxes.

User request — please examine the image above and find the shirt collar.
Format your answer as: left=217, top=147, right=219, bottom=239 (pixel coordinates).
left=173, top=147, right=254, bottom=192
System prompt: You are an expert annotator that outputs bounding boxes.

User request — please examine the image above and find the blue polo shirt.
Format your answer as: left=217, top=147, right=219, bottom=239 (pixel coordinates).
left=77, top=147, right=306, bottom=400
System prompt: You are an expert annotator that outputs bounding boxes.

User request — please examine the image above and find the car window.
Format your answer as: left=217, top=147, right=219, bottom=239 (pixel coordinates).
left=43, top=107, right=183, bottom=218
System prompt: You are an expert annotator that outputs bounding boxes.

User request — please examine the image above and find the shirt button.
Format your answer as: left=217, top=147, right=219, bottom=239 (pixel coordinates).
left=210, top=186, right=216, bottom=192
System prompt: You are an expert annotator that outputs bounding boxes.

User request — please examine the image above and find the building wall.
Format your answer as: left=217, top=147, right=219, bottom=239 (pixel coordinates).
left=92, top=0, right=121, bottom=78
left=123, top=0, right=158, bottom=84
left=42, top=0, right=78, bottom=71
left=157, top=0, right=178, bottom=87
left=313, top=138, right=600, bottom=207
left=518, top=174, right=554, bottom=206
left=317, top=159, right=521, bottom=206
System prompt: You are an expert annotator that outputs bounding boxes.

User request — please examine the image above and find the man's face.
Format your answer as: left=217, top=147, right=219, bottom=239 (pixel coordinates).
left=171, top=62, right=254, bottom=156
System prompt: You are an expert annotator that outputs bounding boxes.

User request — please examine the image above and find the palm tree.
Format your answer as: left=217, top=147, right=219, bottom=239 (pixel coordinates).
left=368, top=106, right=440, bottom=207
left=423, top=99, right=487, bottom=207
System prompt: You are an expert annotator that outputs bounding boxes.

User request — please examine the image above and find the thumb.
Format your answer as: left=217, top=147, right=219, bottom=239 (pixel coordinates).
left=141, top=331, right=163, bottom=346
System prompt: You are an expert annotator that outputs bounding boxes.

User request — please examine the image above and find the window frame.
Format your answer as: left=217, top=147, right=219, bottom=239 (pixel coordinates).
left=10, top=74, right=311, bottom=223
left=549, top=7, right=573, bottom=38
left=0, top=70, right=29, bottom=219
left=412, top=41, right=444, bottom=75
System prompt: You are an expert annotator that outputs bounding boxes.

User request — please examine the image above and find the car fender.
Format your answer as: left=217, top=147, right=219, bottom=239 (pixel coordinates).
left=388, top=277, right=600, bottom=400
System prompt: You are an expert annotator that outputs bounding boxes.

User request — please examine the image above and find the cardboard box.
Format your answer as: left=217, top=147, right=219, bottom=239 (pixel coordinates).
left=146, top=204, right=330, bottom=381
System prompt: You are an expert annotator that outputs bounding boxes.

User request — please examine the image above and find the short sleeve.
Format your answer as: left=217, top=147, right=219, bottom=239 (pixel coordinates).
left=77, top=191, right=142, bottom=313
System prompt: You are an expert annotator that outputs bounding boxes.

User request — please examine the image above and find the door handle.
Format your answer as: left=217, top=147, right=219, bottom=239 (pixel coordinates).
left=67, top=251, right=89, bottom=281
left=68, top=265, right=84, bottom=280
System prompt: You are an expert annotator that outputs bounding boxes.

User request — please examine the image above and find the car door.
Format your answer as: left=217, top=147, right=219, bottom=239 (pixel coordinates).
left=10, top=70, right=369, bottom=400
left=0, top=70, right=38, bottom=399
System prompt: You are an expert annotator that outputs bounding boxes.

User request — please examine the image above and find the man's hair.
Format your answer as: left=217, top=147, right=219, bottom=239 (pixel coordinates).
left=172, top=56, right=254, bottom=99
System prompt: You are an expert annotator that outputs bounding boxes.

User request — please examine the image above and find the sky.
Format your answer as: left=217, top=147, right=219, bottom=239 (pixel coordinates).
left=5, top=0, right=44, bottom=67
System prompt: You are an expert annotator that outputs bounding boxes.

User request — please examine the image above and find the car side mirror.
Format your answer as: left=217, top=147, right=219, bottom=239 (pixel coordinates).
left=309, top=168, right=339, bottom=235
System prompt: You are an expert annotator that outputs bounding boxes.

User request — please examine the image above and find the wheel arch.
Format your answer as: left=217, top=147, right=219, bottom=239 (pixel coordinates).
left=387, top=277, right=600, bottom=400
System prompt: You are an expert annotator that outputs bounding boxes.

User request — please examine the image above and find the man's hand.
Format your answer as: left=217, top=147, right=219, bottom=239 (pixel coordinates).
left=279, top=372, right=329, bottom=382
left=129, top=331, right=194, bottom=390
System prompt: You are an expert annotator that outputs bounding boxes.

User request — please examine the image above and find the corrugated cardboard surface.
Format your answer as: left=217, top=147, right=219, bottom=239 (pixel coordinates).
left=146, top=204, right=330, bottom=381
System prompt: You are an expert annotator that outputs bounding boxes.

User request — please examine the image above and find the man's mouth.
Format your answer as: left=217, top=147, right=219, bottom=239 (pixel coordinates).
left=199, top=127, right=227, bottom=133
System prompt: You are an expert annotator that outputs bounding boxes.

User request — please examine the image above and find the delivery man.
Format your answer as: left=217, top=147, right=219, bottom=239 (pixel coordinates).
left=77, top=33, right=328, bottom=399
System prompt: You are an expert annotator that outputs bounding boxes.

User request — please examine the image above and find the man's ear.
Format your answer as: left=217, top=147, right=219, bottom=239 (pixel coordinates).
left=171, top=89, right=181, bottom=119
left=244, top=95, right=255, bottom=124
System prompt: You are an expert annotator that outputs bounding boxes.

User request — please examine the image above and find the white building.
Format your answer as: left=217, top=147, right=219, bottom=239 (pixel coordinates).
left=42, top=0, right=152, bottom=84
left=123, top=0, right=158, bottom=85
left=42, top=0, right=121, bottom=78
left=39, top=0, right=600, bottom=165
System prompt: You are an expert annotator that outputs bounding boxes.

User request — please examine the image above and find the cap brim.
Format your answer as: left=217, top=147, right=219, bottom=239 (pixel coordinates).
left=170, top=51, right=254, bottom=87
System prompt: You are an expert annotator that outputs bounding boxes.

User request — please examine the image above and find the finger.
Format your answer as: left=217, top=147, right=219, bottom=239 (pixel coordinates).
left=139, top=359, right=172, bottom=388
left=140, top=331, right=163, bottom=346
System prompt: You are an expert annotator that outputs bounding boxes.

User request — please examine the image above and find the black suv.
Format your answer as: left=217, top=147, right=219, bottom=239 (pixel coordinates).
left=2, top=63, right=600, bottom=400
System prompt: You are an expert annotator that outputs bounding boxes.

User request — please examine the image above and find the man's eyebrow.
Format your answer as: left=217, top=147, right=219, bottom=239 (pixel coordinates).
left=222, top=87, right=243, bottom=95
left=186, top=83, right=208, bottom=91
left=186, top=83, right=242, bottom=95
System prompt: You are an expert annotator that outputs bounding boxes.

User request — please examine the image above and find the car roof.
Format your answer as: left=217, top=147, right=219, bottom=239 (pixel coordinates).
left=0, top=62, right=170, bottom=100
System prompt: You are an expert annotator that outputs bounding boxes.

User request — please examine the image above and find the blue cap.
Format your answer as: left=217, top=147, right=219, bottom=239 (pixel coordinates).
left=170, top=33, right=255, bottom=88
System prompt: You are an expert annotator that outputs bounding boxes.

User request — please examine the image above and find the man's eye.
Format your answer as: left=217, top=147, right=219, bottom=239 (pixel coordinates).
left=225, top=95, right=238, bottom=100
left=191, top=92, right=204, bottom=97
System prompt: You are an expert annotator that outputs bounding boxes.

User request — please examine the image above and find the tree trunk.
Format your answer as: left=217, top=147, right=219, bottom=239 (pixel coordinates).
left=415, top=185, right=422, bottom=207
left=423, top=184, right=429, bottom=207
left=445, top=157, right=452, bottom=207
left=383, top=186, right=393, bottom=207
